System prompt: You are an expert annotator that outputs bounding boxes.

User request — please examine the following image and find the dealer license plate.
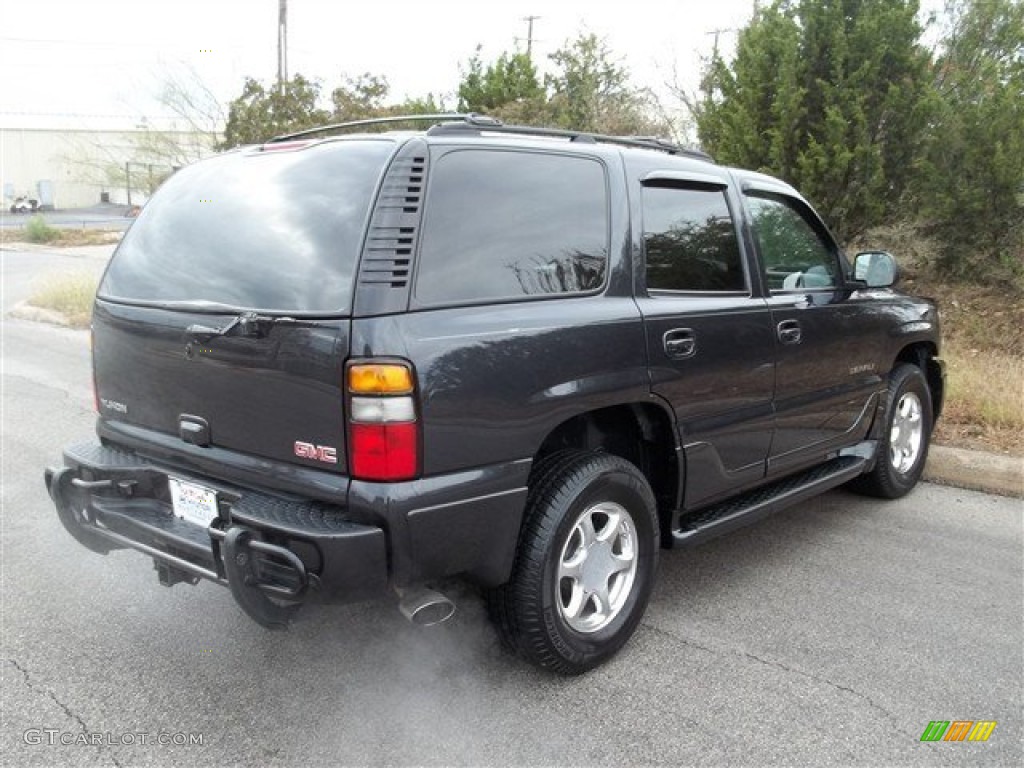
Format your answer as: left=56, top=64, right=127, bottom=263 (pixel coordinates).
left=168, top=477, right=219, bottom=528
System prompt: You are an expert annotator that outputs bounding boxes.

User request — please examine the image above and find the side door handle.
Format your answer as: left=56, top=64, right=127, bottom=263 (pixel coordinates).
left=663, top=328, right=697, bottom=359
left=777, top=319, right=802, bottom=345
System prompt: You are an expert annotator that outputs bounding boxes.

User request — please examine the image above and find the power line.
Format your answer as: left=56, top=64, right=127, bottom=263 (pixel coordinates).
left=1, top=111, right=143, bottom=118
left=0, top=36, right=266, bottom=52
left=0, top=36, right=203, bottom=51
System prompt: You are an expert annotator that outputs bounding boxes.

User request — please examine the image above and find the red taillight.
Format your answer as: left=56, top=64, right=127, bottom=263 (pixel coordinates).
left=346, top=361, right=419, bottom=482
left=349, top=422, right=418, bottom=481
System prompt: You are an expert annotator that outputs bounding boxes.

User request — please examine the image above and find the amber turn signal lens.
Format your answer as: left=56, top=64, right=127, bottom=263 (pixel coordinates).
left=348, top=364, right=414, bottom=394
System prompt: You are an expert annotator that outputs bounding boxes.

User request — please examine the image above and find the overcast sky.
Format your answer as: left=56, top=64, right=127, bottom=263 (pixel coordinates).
left=0, top=0, right=768, bottom=130
left=0, top=0, right=943, bottom=132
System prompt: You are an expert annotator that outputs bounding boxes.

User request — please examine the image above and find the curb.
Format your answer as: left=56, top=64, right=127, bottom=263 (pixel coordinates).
left=7, top=302, right=73, bottom=327
left=924, top=444, right=1023, bottom=499
left=0, top=241, right=118, bottom=257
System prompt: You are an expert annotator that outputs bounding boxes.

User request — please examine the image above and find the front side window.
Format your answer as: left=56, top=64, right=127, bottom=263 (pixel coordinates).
left=642, top=185, right=746, bottom=292
left=415, top=150, right=608, bottom=305
left=746, top=193, right=837, bottom=290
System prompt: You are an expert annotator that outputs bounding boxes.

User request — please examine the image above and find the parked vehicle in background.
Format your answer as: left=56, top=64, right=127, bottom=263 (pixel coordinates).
left=9, top=195, right=41, bottom=214
left=45, top=114, right=944, bottom=674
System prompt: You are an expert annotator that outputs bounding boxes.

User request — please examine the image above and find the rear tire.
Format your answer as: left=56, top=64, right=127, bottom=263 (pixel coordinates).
left=488, top=451, right=659, bottom=674
left=849, top=363, right=932, bottom=499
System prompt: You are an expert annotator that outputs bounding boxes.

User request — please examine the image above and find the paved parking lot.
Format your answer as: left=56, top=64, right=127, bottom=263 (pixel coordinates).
left=2, top=248, right=1021, bottom=767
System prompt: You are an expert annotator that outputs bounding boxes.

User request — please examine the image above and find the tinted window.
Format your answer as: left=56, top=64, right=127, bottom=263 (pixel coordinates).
left=642, top=185, right=746, bottom=292
left=100, top=140, right=393, bottom=312
left=415, top=150, right=608, bottom=304
left=746, top=194, right=837, bottom=290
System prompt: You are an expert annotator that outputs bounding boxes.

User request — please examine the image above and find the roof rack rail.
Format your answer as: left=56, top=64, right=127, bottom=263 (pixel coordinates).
left=267, top=113, right=481, bottom=143
left=267, top=112, right=713, bottom=161
left=426, top=118, right=713, bottom=161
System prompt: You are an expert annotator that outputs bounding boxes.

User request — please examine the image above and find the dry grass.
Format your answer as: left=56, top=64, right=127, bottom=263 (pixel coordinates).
left=899, top=253, right=1023, bottom=456
left=0, top=227, right=122, bottom=247
left=48, top=229, right=123, bottom=247
left=934, top=343, right=1024, bottom=455
left=853, top=223, right=1024, bottom=455
left=27, top=273, right=98, bottom=328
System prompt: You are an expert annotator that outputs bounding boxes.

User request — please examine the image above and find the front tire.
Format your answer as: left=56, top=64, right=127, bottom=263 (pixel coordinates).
left=850, top=363, right=933, bottom=498
left=488, top=451, right=659, bottom=674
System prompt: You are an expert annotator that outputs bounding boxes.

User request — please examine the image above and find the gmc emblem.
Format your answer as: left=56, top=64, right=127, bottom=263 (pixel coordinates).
left=293, top=441, right=338, bottom=464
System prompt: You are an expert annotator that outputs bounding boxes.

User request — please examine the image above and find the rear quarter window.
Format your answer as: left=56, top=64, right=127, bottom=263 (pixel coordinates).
left=414, top=149, right=609, bottom=305
left=100, top=140, right=394, bottom=313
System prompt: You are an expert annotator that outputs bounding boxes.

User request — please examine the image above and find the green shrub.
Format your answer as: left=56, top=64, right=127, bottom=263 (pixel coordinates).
left=24, top=215, right=59, bottom=243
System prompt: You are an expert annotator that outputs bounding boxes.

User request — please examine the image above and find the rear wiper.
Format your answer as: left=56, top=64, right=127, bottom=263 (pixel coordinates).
left=186, top=312, right=322, bottom=341
left=95, top=297, right=250, bottom=314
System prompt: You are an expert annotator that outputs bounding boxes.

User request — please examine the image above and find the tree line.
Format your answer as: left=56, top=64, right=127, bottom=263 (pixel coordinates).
left=221, top=32, right=665, bottom=146
left=219, top=0, right=1022, bottom=284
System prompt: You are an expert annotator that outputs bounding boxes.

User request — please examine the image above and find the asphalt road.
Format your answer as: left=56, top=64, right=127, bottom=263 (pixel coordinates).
left=2, top=247, right=1021, bottom=767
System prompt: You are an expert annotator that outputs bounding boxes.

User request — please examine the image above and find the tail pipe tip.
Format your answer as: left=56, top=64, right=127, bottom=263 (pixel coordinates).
left=396, top=586, right=456, bottom=626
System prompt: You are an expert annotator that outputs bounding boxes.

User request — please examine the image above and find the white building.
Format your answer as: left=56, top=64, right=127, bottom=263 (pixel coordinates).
left=1, top=117, right=219, bottom=209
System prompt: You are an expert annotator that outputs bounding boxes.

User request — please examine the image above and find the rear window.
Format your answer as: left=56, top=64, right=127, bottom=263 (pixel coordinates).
left=100, top=140, right=393, bottom=313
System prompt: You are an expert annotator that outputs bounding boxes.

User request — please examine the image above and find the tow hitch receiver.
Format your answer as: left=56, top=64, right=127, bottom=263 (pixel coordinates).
left=218, top=526, right=317, bottom=629
left=155, top=560, right=200, bottom=587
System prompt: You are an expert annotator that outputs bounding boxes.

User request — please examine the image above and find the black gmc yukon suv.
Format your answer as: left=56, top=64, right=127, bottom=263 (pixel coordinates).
left=45, top=115, right=944, bottom=674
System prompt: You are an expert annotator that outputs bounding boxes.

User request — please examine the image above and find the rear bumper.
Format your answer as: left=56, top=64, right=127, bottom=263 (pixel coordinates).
left=44, top=439, right=530, bottom=624
left=45, top=440, right=389, bottom=624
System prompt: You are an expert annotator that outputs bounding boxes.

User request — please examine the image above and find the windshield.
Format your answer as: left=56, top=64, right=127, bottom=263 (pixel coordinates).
left=99, top=139, right=394, bottom=313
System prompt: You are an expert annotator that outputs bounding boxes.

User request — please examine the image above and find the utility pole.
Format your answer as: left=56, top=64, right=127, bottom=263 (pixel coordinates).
left=277, top=0, right=288, bottom=95
left=521, top=15, right=540, bottom=59
left=706, top=28, right=735, bottom=56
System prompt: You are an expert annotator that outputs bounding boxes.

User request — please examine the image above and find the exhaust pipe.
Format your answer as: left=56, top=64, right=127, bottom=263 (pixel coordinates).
left=396, top=586, right=456, bottom=626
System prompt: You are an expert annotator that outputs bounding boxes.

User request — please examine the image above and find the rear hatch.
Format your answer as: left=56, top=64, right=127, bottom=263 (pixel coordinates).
left=93, top=138, right=396, bottom=474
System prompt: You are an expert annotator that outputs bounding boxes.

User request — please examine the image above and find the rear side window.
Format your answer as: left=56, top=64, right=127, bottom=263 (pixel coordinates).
left=642, top=185, right=746, bottom=292
left=415, top=150, right=608, bottom=305
left=100, top=140, right=393, bottom=313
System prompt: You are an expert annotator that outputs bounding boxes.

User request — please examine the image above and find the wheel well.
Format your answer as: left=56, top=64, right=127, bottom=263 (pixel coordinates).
left=534, top=404, right=678, bottom=528
left=895, top=342, right=944, bottom=421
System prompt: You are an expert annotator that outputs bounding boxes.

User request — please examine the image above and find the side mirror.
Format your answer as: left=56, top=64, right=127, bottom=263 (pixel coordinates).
left=853, top=251, right=899, bottom=288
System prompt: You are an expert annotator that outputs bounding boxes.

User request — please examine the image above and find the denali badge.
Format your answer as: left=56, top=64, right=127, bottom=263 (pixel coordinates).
left=293, top=441, right=338, bottom=464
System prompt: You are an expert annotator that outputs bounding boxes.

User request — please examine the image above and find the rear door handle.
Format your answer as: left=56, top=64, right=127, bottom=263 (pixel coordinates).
left=777, top=319, right=802, bottom=344
left=663, top=328, right=696, bottom=359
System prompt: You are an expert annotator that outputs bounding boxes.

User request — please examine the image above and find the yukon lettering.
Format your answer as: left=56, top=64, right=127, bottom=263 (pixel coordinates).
left=99, top=398, right=127, bottom=414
